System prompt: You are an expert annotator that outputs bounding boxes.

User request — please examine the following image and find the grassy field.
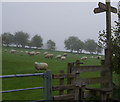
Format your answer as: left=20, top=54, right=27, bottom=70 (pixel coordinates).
left=2, top=47, right=102, bottom=100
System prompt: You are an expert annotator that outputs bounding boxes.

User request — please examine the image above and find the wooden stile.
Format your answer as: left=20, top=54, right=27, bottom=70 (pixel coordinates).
left=67, top=60, right=113, bottom=101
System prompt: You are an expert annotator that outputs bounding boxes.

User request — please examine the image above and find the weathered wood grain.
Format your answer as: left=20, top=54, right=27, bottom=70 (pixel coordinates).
left=53, top=73, right=75, bottom=79
left=74, top=66, right=109, bottom=73
left=76, top=77, right=108, bottom=85
left=52, top=85, right=75, bottom=91
left=53, top=94, right=75, bottom=100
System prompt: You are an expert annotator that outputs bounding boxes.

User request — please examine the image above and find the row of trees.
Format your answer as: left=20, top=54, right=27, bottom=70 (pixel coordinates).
left=64, top=36, right=102, bottom=54
left=1, top=31, right=102, bottom=54
left=2, top=31, right=56, bottom=50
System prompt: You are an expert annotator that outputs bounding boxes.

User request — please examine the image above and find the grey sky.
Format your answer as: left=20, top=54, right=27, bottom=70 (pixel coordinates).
left=2, top=2, right=118, bottom=51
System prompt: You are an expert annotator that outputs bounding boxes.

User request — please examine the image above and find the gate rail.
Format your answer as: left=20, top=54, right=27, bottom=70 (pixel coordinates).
left=0, top=73, right=44, bottom=78
left=1, top=71, right=52, bottom=101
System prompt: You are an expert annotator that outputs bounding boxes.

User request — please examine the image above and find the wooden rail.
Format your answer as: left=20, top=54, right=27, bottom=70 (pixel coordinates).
left=53, top=85, right=75, bottom=91
left=76, top=77, right=109, bottom=85
left=53, top=74, right=75, bottom=79
left=76, top=66, right=109, bottom=72
left=53, top=94, right=75, bottom=100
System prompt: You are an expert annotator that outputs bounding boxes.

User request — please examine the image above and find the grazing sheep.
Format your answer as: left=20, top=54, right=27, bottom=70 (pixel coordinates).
left=81, top=56, right=87, bottom=60
left=35, top=52, right=40, bottom=55
left=34, top=62, right=48, bottom=70
left=36, top=52, right=40, bottom=55
left=96, top=56, right=101, bottom=59
left=61, top=56, right=66, bottom=60
left=63, top=53, right=67, bottom=56
left=90, top=56, right=94, bottom=58
left=20, top=51, right=24, bottom=53
left=28, top=51, right=36, bottom=56
left=25, top=51, right=29, bottom=54
left=45, top=54, right=54, bottom=59
left=44, top=52, right=48, bottom=55
left=55, top=55, right=62, bottom=60
left=10, top=49, right=16, bottom=53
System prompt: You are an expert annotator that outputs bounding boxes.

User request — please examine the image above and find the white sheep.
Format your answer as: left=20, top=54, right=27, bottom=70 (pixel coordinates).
left=44, top=52, right=48, bottom=55
left=63, top=53, right=67, bottom=56
left=35, top=52, right=40, bottom=55
left=34, top=62, right=48, bottom=70
left=81, top=56, right=87, bottom=60
left=28, top=51, right=36, bottom=56
left=45, top=54, right=54, bottom=59
left=25, top=51, right=29, bottom=54
left=55, top=55, right=62, bottom=60
left=90, top=56, right=94, bottom=58
left=96, top=56, right=101, bottom=59
left=10, top=49, right=16, bottom=53
left=61, top=56, right=66, bottom=60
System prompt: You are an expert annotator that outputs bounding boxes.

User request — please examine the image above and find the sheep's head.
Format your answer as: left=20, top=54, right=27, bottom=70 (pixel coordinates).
left=35, top=62, right=38, bottom=65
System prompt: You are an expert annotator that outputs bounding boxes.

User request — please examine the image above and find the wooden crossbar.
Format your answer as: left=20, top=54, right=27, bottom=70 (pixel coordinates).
left=52, top=73, right=75, bottom=79
left=53, top=94, right=75, bottom=100
left=76, top=77, right=108, bottom=85
left=74, top=66, right=108, bottom=72
left=52, top=84, right=75, bottom=91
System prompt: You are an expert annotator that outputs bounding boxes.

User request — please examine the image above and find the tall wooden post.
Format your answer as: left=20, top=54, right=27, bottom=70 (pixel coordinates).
left=105, top=0, right=112, bottom=88
left=94, top=0, right=117, bottom=88
left=105, top=0, right=111, bottom=66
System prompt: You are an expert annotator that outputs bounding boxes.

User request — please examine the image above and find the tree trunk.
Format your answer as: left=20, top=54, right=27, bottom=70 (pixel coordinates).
left=6, top=44, right=9, bottom=47
left=16, top=44, right=19, bottom=48
left=70, top=50, right=73, bottom=53
left=80, top=49, right=83, bottom=53
left=22, top=45, right=25, bottom=48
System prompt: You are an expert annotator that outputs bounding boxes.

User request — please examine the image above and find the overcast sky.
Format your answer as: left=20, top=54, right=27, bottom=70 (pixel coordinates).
left=2, top=2, right=118, bottom=51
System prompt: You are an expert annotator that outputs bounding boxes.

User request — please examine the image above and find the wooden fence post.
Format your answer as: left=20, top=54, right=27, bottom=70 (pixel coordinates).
left=59, top=70, right=64, bottom=95
left=67, top=62, right=74, bottom=94
left=80, top=84, right=86, bottom=102
left=75, top=85, right=79, bottom=100
left=74, top=70, right=80, bottom=100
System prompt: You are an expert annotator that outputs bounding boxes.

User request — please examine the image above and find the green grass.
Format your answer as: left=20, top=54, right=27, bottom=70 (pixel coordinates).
left=2, top=47, right=102, bottom=100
